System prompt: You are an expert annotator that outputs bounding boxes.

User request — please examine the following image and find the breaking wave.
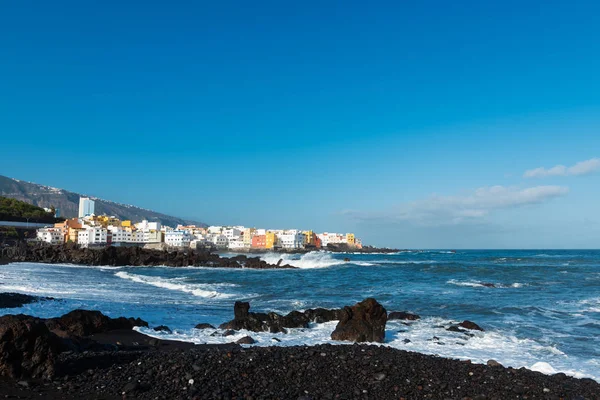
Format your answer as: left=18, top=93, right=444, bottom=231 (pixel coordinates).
left=114, top=271, right=230, bottom=298
left=260, top=252, right=374, bottom=269
left=447, top=279, right=526, bottom=289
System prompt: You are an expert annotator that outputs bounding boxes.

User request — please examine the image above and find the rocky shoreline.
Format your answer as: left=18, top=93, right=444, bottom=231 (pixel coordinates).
left=0, top=298, right=598, bottom=399
left=0, top=243, right=295, bottom=269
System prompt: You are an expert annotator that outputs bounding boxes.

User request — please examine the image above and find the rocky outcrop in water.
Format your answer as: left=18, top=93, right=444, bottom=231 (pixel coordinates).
left=388, top=311, right=420, bottom=321
left=219, top=302, right=346, bottom=334
left=331, top=298, right=387, bottom=343
left=2, top=243, right=295, bottom=269
left=0, top=292, right=54, bottom=309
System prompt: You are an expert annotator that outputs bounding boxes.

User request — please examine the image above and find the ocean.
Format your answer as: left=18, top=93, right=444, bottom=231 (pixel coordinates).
left=1, top=250, right=599, bottom=381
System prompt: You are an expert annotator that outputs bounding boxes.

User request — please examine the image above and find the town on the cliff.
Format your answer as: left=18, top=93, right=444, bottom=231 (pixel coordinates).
left=34, top=197, right=362, bottom=251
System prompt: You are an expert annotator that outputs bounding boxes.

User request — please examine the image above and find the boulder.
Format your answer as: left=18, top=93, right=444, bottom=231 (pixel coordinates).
left=236, top=336, right=256, bottom=344
left=459, top=320, right=484, bottom=331
left=388, top=311, right=420, bottom=321
left=0, top=314, right=62, bottom=379
left=331, top=298, right=387, bottom=343
left=0, top=293, right=53, bottom=309
left=153, top=325, right=172, bottom=333
left=45, top=310, right=148, bottom=337
left=220, top=302, right=306, bottom=333
left=194, top=323, right=215, bottom=330
left=304, top=308, right=344, bottom=323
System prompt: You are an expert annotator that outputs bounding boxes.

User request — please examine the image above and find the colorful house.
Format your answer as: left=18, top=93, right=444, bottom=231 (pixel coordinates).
left=265, top=232, right=277, bottom=249
left=251, top=235, right=266, bottom=248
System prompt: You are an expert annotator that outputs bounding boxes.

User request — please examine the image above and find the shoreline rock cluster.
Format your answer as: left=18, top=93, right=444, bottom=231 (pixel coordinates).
left=0, top=298, right=599, bottom=398
left=0, top=243, right=295, bottom=269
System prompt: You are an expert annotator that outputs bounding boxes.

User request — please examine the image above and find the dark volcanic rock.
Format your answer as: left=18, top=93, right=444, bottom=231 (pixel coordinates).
left=0, top=314, right=62, bottom=379
left=388, top=311, right=420, bottom=321
left=219, top=302, right=301, bottom=333
left=2, top=243, right=296, bottom=269
left=194, top=323, right=215, bottom=330
left=304, top=307, right=344, bottom=323
left=45, top=310, right=148, bottom=337
left=7, top=342, right=596, bottom=400
left=0, top=292, right=53, bottom=309
left=153, top=325, right=171, bottom=333
left=459, top=320, right=484, bottom=331
left=331, top=298, right=387, bottom=343
left=235, top=336, right=256, bottom=344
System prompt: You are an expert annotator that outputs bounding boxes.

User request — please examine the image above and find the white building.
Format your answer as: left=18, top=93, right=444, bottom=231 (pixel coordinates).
left=165, top=230, right=193, bottom=248
left=131, top=230, right=145, bottom=243
left=228, top=238, right=245, bottom=250
left=77, top=227, right=108, bottom=247
left=136, top=220, right=161, bottom=231
left=211, top=234, right=228, bottom=248
left=222, top=227, right=243, bottom=240
left=317, top=232, right=346, bottom=247
left=207, top=226, right=223, bottom=234
left=78, top=197, right=95, bottom=218
left=108, top=226, right=133, bottom=243
left=36, top=228, right=64, bottom=245
left=277, top=231, right=305, bottom=249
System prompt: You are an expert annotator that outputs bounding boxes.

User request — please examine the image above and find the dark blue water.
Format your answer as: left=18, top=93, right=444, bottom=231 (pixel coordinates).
left=1, top=250, right=598, bottom=380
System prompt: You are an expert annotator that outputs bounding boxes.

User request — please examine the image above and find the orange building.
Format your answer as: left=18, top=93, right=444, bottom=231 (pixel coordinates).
left=303, top=230, right=322, bottom=249
left=55, top=218, right=83, bottom=243
left=252, top=235, right=266, bottom=248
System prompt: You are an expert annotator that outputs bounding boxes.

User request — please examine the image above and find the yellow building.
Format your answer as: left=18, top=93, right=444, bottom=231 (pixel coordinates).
left=265, top=231, right=277, bottom=249
left=243, top=228, right=256, bottom=247
left=97, top=215, right=121, bottom=227
left=303, top=230, right=320, bottom=247
left=346, top=233, right=356, bottom=246
left=121, top=220, right=132, bottom=228
left=67, top=228, right=82, bottom=243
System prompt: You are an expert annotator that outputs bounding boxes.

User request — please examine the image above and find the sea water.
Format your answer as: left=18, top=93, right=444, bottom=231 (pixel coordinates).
left=1, top=250, right=599, bottom=381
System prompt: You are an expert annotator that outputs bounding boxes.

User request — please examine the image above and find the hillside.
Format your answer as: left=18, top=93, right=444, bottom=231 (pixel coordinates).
left=0, top=196, right=61, bottom=223
left=0, top=175, right=205, bottom=228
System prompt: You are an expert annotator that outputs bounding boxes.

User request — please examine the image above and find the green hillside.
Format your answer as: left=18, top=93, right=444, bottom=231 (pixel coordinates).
left=0, top=196, right=61, bottom=223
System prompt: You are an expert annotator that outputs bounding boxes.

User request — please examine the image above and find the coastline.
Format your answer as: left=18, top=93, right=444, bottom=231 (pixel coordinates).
left=0, top=243, right=295, bottom=269
left=2, top=330, right=598, bottom=399
left=0, top=297, right=599, bottom=398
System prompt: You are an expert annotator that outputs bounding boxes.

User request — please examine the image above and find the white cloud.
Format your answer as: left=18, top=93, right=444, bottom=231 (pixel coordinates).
left=344, top=185, right=569, bottom=227
left=524, top=158, right=600, bottom=178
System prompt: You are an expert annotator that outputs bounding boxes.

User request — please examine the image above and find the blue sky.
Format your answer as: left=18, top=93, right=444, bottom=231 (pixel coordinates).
left=1, top=1, right=599, bottom=248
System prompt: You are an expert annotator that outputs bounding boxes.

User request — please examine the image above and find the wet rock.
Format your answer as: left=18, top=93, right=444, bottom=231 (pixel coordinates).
left=2, top=243, right=296, bottom=269
left=194, top=323, right=215, bottom=330
left=459, top=320, right=484, bottom=331
left=331, top=298, right=387, bottom=343
left=446, top=325, right=467, bottom=333
left=220, top=302, right=311, bottom=333
left=304, top=308, right=344, bottom=323
left=0, top=314, right=61, bottom=379
left=388, top=311, right=420, bottom=321
left=45, top=310, right=148, bottom=337
left=236, top=336, right=256, bottom=344
left=153, top=325, right=171, bottom=333
left=0, top=292, right=53, bottom=309
left=487, top=359, right=502, bottom=367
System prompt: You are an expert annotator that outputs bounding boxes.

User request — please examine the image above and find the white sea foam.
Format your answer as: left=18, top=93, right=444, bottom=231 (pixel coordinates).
left=530, top=361, right=557, bottom=374
left=114, top=272, right=230, bottom=298
left=447, top=279, right=526, bottom=289
left=259, top=252, right=375, bottom=269
left=0, top=285, right=76, bottom=295
left=135, top=316, right=598, bottom=382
